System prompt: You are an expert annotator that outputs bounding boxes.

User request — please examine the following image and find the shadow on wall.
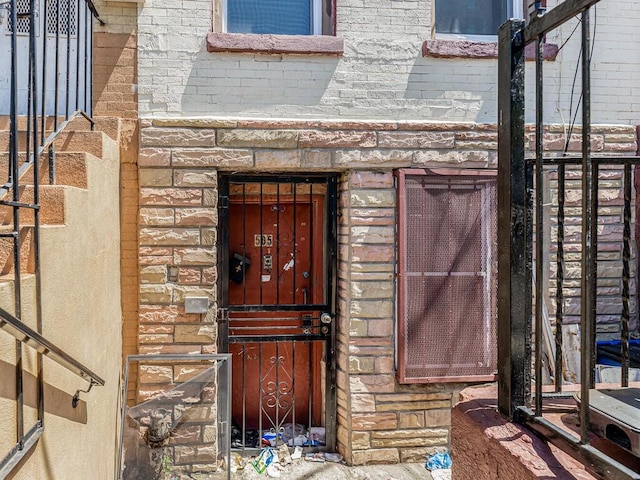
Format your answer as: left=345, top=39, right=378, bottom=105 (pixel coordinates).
left=182, top=50, right=340, bottom=116
left=405, top=53, right=498, bottom=124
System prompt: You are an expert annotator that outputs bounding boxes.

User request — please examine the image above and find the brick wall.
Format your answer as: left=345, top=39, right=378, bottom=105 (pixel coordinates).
left=136, top=117, right=637, bottom=464
left=136, top=0, right=640, bottom=124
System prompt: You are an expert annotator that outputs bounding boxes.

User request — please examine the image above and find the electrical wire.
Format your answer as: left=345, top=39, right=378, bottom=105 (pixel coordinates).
left=563, top=6, right=597, bottom=155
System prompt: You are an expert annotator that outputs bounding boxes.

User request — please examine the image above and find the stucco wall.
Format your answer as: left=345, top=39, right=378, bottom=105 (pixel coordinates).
left=0, top=133, right=122, bottom=479
left=136, top=0, right=640, bottom=124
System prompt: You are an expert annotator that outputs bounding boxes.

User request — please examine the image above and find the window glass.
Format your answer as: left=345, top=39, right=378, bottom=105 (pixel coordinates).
left=435, top=0, right=508, bottom=36
left=227, top=0, right=312, bottom=35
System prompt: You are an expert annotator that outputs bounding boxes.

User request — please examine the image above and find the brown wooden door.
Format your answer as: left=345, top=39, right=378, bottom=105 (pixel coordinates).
left=222, top=179, right=334, bottom=447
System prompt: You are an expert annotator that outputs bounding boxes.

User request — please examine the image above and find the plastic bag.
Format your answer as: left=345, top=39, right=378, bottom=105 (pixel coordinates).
left=425, top=452, right=452, bottom=471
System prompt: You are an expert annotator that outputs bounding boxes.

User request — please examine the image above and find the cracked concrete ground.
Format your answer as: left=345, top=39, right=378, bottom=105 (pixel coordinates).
left=231, top=459, right=437, bottom=479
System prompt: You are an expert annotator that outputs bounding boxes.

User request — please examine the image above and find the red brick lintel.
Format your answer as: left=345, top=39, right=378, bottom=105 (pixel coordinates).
left=206, top=33, right=344, bottom=56
left=423, top=39, right=558, bottom=61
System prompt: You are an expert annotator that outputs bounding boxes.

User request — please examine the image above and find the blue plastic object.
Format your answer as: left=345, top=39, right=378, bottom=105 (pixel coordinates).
left=425, top=452, right=452, bottom=471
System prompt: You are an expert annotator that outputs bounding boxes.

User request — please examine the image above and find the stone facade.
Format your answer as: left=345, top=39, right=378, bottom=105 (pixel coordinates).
left=135, top=117, right=637, bottom=463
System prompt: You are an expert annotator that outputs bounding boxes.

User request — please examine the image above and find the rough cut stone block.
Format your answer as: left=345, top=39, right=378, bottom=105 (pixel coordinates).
left=255, top=150, right=301, bottom=168
left=141, top=128, right=216, bottom=147
left=174, top=445, right=216, bottom=465
left=175, top=324, right=216, bottom=343
left=351, top=393, right=376, bottom=412
left=174, top=170, right=217, bottom=187
left=139, top=168, right=173, bottom=187
left=140, top=188, right=202, bottom=206
left=334, top=149, right=412, bottom=166
left=351, top=245, right=395, bottom=262
left=350, top=374, right=396, bottom=393
left=351, top=412, right=398, bottom=430
left=400, top=446, right=446, bottom=463
left=301, top=150, right=332, bottom=168
left=172, top=148, right=253, bottom=167
left=140, top=207, right=175, bottom=226
left=139, top=365, right=173, bottom=384
left=139, top=228, right=201, bottom=246
left=352, top=431, right=371, bottom=450
left=351, top=281, right=394, bottom=299
left=350, top=300, right=393, bottom=318
left=299, top=130, right=377, bottom=148
left=351, top=226, right=394, bottom=244
left=370, top=436, right=448, bottom=448
left=139, top=148, right=171, bottom=167
left=140, top=265, right=168, bottom=284
left=399, top=412, right=426, bottom=429
left=414, top=150, right=489, bottom=165
left=350, top=190, right=395, bottom=208
left=153, top=118, right=237, bottom=128
left=174, top=247, right=216, bottom=266
left=351, top=448, right=399, bottom=465
left=378, top=132, right=454, bottom=149
left=139, top=284, right=173, bottom=304
left=350, top=171, right=394, bottom=189
left=175, top=208, right=217, bottom=227
left=350, top=356, right=375, bottom=374
left=217, top=129, right=298, bottom=148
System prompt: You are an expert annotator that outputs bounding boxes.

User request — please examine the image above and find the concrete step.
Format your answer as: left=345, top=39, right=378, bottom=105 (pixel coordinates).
left=0, top=130, right=112, bottom=159
left=0, top=115, right=120, bottom=142
left=0, top=151, right=90, bottom=189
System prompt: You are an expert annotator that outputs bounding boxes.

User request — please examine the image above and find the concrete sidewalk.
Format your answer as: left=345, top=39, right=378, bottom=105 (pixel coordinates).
left=232, top=458, right=437, bottom=479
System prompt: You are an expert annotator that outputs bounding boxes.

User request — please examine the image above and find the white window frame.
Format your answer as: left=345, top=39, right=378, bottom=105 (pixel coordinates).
left=222, top=0, right=323, bottom=35
left=434, top=0, right=523, bottom=42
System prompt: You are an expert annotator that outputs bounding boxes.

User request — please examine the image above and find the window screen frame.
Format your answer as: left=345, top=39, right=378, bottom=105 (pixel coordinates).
left=396, top=168, right=498, bottom=384
left=222, top=0, right=324, bottom=35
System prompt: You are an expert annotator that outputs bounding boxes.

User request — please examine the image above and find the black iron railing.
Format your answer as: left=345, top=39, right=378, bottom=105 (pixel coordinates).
left=0, top=0, right=104, bottom=476
left=498, top=2, right=640, bottom=479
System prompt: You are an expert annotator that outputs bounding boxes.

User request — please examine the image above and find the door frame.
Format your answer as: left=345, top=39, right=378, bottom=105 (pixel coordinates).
left=217, top=173, right=338, bottom=450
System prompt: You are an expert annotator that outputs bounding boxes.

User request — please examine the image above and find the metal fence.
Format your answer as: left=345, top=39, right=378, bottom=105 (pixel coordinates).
left=497, top=1, right=640, bottom=479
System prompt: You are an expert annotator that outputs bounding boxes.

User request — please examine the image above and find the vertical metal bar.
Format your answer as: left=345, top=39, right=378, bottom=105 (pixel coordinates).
left=275, top=341, right=280, bottom=431
left=65, top=0, right=71, bottom=118
left=579, top=8, right=593, bottom=445
left=30, top=0, right=45, bottom=426
left=242, top=343, right=246, bottom=449
left=534, top=36, right=544, bottom=417
left=83, top=4, right=88, bottom=112
left=54, top=0, right=60, bottom=130
left=555, top=164, right=565, bottom=392
left=293, top=183, right=297, bottom=304
left=258, top=343, right=263, bottom=439
left=241, top=183, right=246, bottom=304
left=75, top=0, right=81, bottom=110
left=89, top=11, right=94, bottom=117
left=497, top=19, right=529, bottom=420
left=291, top=340, right=296, bottom=432
left=621, top=163, right=631, bottom=387
left=259, top=183, right=263, bottom=305
left=307, top=340, right=312, bottom=428
left=276, top=183, right=280, bottom=304
left=41, top=0, right=49, bottom=143
left=9, top=0, right=24, bottom=445
left=309, top=183, right=314, bottom=305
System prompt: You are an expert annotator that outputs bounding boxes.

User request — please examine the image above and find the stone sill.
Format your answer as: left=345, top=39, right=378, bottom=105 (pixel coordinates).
left=423, top=39, right=559, bottom=61
left=206, top=33, right=344, bottom=56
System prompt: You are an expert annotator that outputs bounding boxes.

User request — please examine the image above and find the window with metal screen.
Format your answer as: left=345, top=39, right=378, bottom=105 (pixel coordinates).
left=8, top=0, right=38, bottom=35
left=46, top=0, right=77, bottom=36
left=397, top=169, right=498, bottom=383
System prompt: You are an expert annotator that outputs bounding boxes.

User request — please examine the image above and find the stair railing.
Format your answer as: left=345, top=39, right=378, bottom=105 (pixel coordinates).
left=0, top=0, right=105, bottom=476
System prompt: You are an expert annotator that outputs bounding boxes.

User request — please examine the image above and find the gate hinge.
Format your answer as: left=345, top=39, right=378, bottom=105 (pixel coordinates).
left=217, top=308, right=229, bottom=323
left=219, top=196, right=229, bottom=210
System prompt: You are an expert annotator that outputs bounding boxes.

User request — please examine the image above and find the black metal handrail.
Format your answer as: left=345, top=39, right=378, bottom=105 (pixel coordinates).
left=0, top=0, right=104, bottom=476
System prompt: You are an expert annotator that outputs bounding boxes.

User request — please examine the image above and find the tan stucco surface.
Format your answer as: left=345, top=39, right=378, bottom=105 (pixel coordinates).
left=0, top=134, right=122, bottom=479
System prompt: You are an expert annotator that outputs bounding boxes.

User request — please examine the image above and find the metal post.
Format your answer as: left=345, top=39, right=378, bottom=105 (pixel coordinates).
left=497, top=18, right=530, bottom=419
left=579, top=8, right=593, bottom=445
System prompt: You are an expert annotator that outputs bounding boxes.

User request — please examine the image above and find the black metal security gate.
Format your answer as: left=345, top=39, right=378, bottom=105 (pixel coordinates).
left=498, top=1, right=640, bottom=479
left=217, top=174, right=337, bottom=452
